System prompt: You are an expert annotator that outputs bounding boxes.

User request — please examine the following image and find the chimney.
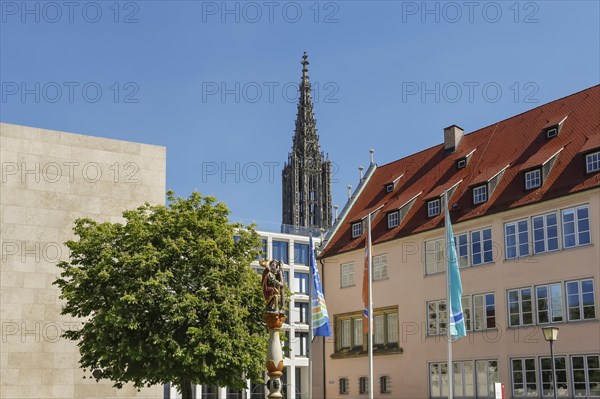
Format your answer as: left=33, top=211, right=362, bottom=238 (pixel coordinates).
left=444, top=125, right=464, bottom=152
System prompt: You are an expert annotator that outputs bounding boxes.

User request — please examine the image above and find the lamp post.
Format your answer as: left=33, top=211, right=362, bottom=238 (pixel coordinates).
left=542, top=326, right=559, bottom=399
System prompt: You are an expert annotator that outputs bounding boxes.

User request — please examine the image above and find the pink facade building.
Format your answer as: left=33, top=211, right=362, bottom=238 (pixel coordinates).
left=317, top=86, right=600, bottom=398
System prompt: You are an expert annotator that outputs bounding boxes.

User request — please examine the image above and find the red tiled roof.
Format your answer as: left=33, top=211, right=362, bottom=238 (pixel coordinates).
left=579, top=134, right=600, bottom=153
left=321, top=85, right=600, bottom=258
left=518, top=146, right=565, bottom=171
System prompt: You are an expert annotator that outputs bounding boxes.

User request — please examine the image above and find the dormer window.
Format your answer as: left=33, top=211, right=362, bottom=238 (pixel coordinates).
left=546, top=127, right=558, bottom=138
left=473, top=185, right=488, bottom=204
left=524, top=169, right=541, bottom=190
left=586, top=151, right=600, bottom=173
left=386, top=184, right=394, bottom=193
left=352, top=222, right=363, bottom=238
left=427, top=199, right=441, bottom=217
left=457, top=158, right=467, bottom=169
left=387, top=211, right=399, bottom=228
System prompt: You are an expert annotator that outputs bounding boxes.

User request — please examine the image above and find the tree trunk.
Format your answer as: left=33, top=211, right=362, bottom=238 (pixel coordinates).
left=180, top=379, right=193, bottom=399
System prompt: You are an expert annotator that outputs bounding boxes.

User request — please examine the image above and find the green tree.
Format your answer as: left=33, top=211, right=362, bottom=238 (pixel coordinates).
left=54, top=192, right=268, bottom=399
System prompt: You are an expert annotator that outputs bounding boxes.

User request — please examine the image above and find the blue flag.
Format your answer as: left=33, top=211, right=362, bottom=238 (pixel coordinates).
left=446, top=197, right=466, bottom=338
left=310, top=237, right=331, bottom=336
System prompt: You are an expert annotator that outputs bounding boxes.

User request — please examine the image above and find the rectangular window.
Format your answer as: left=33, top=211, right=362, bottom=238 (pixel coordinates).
left=272, top=240, right=289, bottom=264
left=427, top=300, right=447, bottom=336
left=505, top=219, right=530, bottom=259
left=428, top=199, right=441, bottom=217
left=386, top=184, right=394, bottom=192
left=387, top=313, right=398, bottom=343
left=586, top=151, right=600, bottom=173
left=462, top=296, right=472, bottom=331
left=293, top=243, right=309, bottom=265
left=525, top=169, right=542, bottom=189
left=512, top=357, right=538, bottom=397
left=455, top=233, right=469, bottom=268
left=425, top=238, right=446, bottom=274
left=508, top=287, right=534, bottom=327
left=353, top=318, right=363, bottom=347
left=380, top=376, right=391, bottom=394
left=293, top=272, right=308, bottom=294
left=453, top=361, right=474, bottom=398
left=540, top=356, right=568, bottom=397
left=571, top=354, right=600, bottom=397
left=340, top=319, right=351, bottom=349
left=536, top=283, right=564, bottom=324
left=352, top=222, right=363, bottom=238
left=532, top=212, right=559, bottom=254
left=340, top=262, right=355, bottom=288
left=476, top=360, right=499, bottom=398
left=566, top=279, right=596, bottom=321
left=374, top=315, right=385, bottom=345
left=373, top=254, right=388, bottom=280
left=473, top=185, right=488, bottom=204
left=473, top=293, right=495, bottom=330
left=546, top=127, right=558, bottom=138
left=339, top=378, right=349, bottom=395
left=359, top=377, right=369, bottom=394
left=294, top=302, right=308, bottom=324
left=293, top=331, right=308, bottom=357
left=256, top=238, right=268, bottom=260
left=562, top=205, right=591, bottom=248
left=471, top=228, right=493, bottom=265
left=388, top=211, right=399, bottom=228
left=429, top=363, right=449, bottom=398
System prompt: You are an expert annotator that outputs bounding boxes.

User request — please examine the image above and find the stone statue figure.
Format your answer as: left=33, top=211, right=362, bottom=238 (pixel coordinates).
left=260, top=259, right=285, bottom=313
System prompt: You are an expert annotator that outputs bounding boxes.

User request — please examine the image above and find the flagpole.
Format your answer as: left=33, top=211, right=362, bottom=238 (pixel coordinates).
left=445, top=189, right=454, bottom=399
left=367, top=214, right=374, bottom=399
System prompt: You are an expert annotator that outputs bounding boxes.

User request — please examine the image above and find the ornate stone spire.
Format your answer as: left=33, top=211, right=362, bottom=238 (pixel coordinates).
left=282, top=53, right=332, bottom=232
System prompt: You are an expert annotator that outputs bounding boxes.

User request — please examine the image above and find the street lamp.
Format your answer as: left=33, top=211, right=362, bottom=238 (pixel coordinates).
left=542, top=326, right=559, bottom=399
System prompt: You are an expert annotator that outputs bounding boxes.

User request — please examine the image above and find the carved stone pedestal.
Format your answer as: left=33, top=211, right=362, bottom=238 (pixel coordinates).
left=264, top=312, right=286, bottom=398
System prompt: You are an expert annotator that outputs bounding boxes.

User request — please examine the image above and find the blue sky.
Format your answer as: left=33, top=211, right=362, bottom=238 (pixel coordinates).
left=2, top=1, right=599, bottom=228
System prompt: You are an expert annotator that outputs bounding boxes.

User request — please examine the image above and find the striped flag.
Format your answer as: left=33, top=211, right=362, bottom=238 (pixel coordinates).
left=362, top=224, right=371, bottom=332
left=310, top=237, right=331, bottom=336
left=446, top=194, right=466, bottom=338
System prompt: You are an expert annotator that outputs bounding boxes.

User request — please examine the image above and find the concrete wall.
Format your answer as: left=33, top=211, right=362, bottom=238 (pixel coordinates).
left=1, top=123, right=166, bottom=398
left=321, top=189, right=600, bottom=398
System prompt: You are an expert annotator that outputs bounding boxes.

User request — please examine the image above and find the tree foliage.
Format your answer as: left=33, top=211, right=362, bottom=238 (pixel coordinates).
left=54, top=191, right=268, bottom=397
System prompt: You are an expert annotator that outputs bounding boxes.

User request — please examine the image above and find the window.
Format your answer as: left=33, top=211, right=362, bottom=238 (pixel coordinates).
left=425, top=238, right=446, bottom=274
left=566, top=279, right=596, bottom=321
left=428, top=199, right=441, bottom=217
left=272, top=240, right=289, bottom=263
left=562, top=205, right=591, bottom=248
left=340, top=262, right=355, bottom=288
left=427, top=300, right=447, bottom=335
left=571, top=354, right=600, bottom=397
left=473, top=293, right=495, bottom=330
left=380, top=376, right=391, bottom=394
left=453, top=361, right=475, bottom=398
left=536, top=283, right=564, bottom=324
left=457, top=158, right=467, bottom=169
left=294, top=243, right=309, bottom=265
left=512, top=357, right=538, bottom=397
left=476, top=360, right=499, bottom=398
left=427, top=297, right=472, bottom=335
left=473, top=185, right=488, bottom=204
left=294, top=272, right=308, bottom=294
left=471, top=228, right=493, bottom=265
left=293, top=331, right=308, bottom=357
left=256, top=238, right=268, bottom=260
left=386, top=184, right=394, bottom=192
left=387, top=313, right=399, bottom=343
left=429, top=363, right=449, bottom=398
left=506, top=219, right=530, bottom=259
left=294, top=301, right=308, bottom=324
left=540, top=356, right=568, bottom=397
left=532, top=212, right=559, bottom=254
left=339, top=378, right=349, bottom=395
left=373, top=254, right=388, bottom=280
left=387, top=211, right=399, bottom=228
left=525, top=169, right=542, bottom=189
left=352, top=222, right=362, bottom=238
left=455, top=233, right=469, bottom=268
left=587, top=151, right=600, bottom=173
left=374, top=315, right=385, bottom=345
left=359, top=377, right=369, bottom=394
left=340, top=319, right=351, bottom=349
left=546, top=127, right=558, bottom=138
left=508, top=287, right=533, bottom=327
left=353, top=318, right=363, bottom=347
